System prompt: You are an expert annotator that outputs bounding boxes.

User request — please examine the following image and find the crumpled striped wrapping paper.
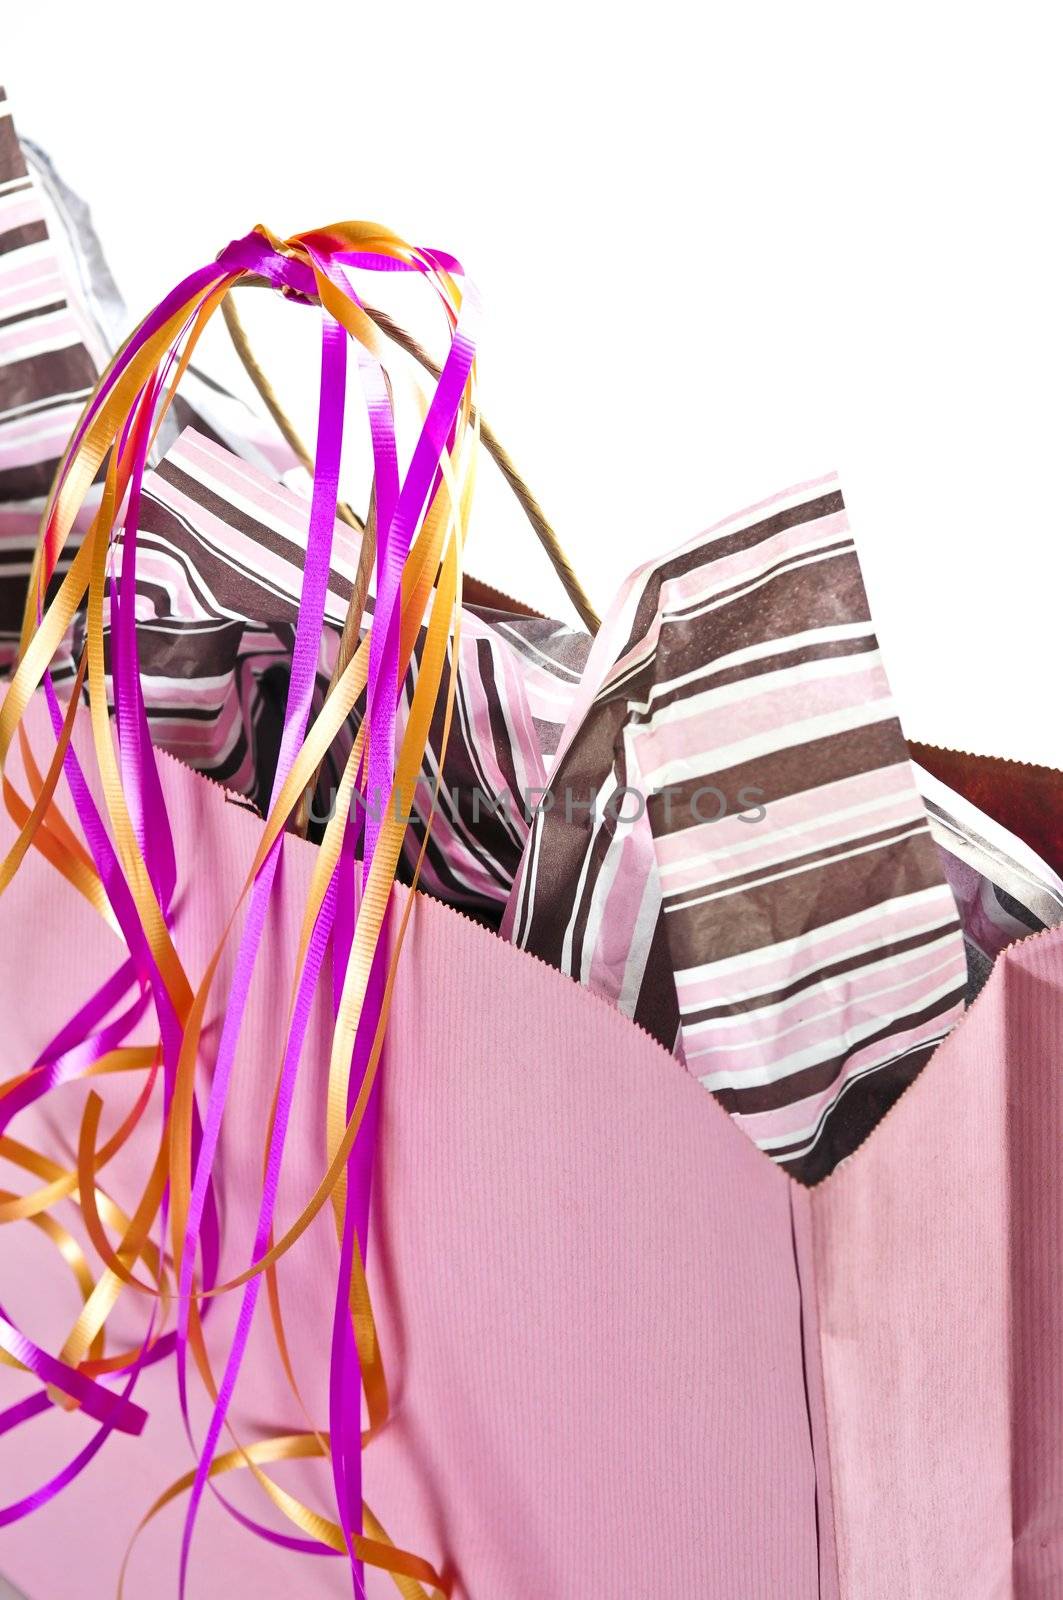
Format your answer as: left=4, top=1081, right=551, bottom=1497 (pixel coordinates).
left=83, top=423, right=967, bottom=1184
left=0, top=79, right=985, bottom=1193
left=503, top=476, right=968, bottom=1181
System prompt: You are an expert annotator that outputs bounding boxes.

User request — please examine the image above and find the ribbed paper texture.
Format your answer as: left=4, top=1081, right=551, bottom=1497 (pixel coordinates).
left=1, top=693, right=1061, bottom=1597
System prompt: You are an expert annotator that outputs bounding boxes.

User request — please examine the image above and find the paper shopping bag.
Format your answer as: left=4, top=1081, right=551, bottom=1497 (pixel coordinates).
left=2, top=76, right=1063, bottom=1600
left=2, top=696, right=1063, bottom=1597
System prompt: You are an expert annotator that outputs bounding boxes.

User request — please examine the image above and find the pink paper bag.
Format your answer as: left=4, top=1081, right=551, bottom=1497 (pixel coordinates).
left=1, top=694, right=1061, bottom=1598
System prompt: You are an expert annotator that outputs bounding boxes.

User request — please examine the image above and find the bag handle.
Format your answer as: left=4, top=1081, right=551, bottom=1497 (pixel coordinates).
left=221, top=289, right=602, bottom=634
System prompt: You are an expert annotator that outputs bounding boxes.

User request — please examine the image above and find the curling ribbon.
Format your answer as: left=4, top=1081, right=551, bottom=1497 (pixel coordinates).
left=0, top=221, right=478, bottom=1599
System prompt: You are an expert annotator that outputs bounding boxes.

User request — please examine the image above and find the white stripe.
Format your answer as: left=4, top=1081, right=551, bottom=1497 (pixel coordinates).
left=673, top=884, right=957, bottom=992
left=636, top=644, right=885, bottom=739
left=637, top=694, right=897, bottom=793
left=684, top=938, right=963, bottom=1051
left=658, top=539, right=853, bottom=632
left=0, top=384, right=92, bottom=423
left=697, top=966, right=964, bottom=1092
left=665, top=821, right=932, bottom=916
left=0, top=314, right=81, bottom=367
left=657, top=769, right=919, bottom=885
left=630, top=619, right=875, bottom=710
left=750, top=1031, right=954, bottom=1157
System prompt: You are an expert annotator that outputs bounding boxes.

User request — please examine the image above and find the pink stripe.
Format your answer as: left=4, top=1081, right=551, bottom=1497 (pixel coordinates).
left=0, top=310, right=81, bottom=360
left=173, top=430, right=307, bottom=523
left=655, top=764, right=917, bottom=870
left=0, top=403, right=82, bottom=448
left=735, top=992, right=967, bottom=1147
left=0, top=409, right=83, bottom=470
left=149, top=696, right=246, bottom=772
left=172, top=430, right=362, bottom=582
left=522, top=676, right=579, bottom=727
left=661, top=509, right=852, bottom=610
left=658, top=790, right=927, bottom=897
left=0, top=269, right=65, bottom=314
left=673, top=886, right=960, bottom=1009
left=0, top=195, right=46, bottom=235
left=413, top=809, right=508, bottom=903
left=0, top=255, right=64, bottom=292
left=586, top=824, right=657, bottom=1005
left=634, top=660, right=892, bottom=779
left=0, top=508, right=43, bottom=537
left=685, top=942, right=967, bottom=1074
left=137, top=676, right=239, bottom=712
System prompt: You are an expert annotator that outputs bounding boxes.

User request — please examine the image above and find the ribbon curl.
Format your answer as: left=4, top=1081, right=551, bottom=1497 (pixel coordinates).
left=0, top=221, right=478, bottom=1598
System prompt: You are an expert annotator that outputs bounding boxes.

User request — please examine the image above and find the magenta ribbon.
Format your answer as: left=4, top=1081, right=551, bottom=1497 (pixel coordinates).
left=2, top=228, right=476, bottom=1596
left=0, top=289, right=224, bottom=1524
left=175, top=307, right=349, bottom=1593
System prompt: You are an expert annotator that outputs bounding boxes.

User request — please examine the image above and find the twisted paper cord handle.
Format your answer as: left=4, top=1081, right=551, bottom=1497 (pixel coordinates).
left=222, top=281, right=601, bottom=633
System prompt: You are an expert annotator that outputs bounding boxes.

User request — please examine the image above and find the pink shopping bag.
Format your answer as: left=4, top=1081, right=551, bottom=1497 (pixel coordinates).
left=1, top=698, right=1062, bottom=1597
left=2, top=82, right=1063, bottom=1598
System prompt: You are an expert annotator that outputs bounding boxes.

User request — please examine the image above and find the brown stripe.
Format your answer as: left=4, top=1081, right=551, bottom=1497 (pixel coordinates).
left=655, top=550, right=871, bottom=685
left=150, top=461, right=355, bottom=607
left=712, top=984, right=964, bottom=1118
left=602, top=547, right=869, bottom=718
left=0, top=217, right=48, bottom=256
left=0, top=536, right=40, bottom=565
left=0, top=298, right=67, bottom=332
left=632, top=904, right=681, bottom=1048
left=680, top=914, right=960, bottom=1027
left=106, top=614, right=246, bottom=678
left=519, top=694, right=632, bottom=963
left=566, top=731, right=636, bottom=981
left=0, top=543, right=80, bottom=632
left=0, top=385, right=93, bottom=424
left=476, top=637, right=523, bottom=812
left=648, top=719, right=909, bottom=835
left=620, top=489, right=846, bottom=656
left=0, top=455, right=61, bottom=501
left=665, top=535, right=856, bottom=623
left=128, top=516, right=302, bottom=627
left=664, top=816, right=929, bottom=912
left=665, top=830, right=951, bottom=964
left=634, top=632, right=879, bottom=729
left=0, top=100, right=29, bottom=184
left=778, top=1038, right=945, bottom=1186
left=0, top=344, right=97, bottom=413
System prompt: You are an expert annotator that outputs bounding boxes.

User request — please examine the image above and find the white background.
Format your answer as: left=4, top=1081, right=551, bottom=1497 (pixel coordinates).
left=6, top=4, right=1061, bottom=763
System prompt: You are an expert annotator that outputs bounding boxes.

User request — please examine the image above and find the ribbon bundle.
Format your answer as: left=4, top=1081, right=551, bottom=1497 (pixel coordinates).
left=0, top=221, right=480, bottom=1596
